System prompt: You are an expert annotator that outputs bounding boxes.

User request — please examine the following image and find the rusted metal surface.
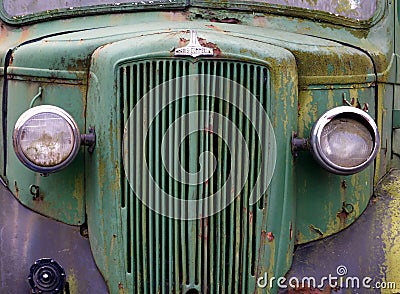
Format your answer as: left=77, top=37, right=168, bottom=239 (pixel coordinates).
left=176, top=36, right=222, bottom=57
left=283, top=169, right=400, bottom=293
left=210, top=17, right=241, bottom=24
left=0, top=181, right=108, bottom=293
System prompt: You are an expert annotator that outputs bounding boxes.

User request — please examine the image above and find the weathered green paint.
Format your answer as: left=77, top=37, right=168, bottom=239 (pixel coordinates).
left=393, top=109, right=400, bottom=129
left=6, top=80, right=86, bottom=225
left=86, top=31, right=297, bottom=292
left=285, top=169, right=400, bottom=293
left=0, top=0, right=399, bottom=293
left=295, top=85, right=376, bottom=244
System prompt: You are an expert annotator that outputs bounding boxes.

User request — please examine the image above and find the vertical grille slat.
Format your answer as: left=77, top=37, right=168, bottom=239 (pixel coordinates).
left=152, top=61, right=161, bottom=294
left=160, top=60, right=167, bottom=293
left=120, top=59, right=271, bottom=293
left=172, top=60, right=182, bottom=293
left=168, top=61, right=176, bottom=293
left=206, top=62, right=217, bottom=294
left=228, top=61, right=237, bottom=294
left=134, top=62, right=144, bottom=293
left=218, top=61, right=227, bottom=294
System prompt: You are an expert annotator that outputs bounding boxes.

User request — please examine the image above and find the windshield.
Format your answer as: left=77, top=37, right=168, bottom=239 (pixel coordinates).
left=2, top=0, right=377, bottom=22
left=3, top=0, right=179, bottom=16
left=229, top=0, right=377, bottom=20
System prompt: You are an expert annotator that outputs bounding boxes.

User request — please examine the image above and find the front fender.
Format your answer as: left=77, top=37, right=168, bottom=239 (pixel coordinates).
left=279, top=169, right=400, bottom=293
left=0, top=179, right=108, bottom=293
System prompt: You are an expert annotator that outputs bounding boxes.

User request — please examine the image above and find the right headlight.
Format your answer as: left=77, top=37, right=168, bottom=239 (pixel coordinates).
left=310, top=106, right=380, bottom=175
left=13, top=105, right=81, bottom=174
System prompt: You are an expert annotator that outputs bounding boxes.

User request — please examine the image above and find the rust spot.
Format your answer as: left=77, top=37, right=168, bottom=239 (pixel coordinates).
left=261, top=230, right=267, bottom=240
left=110, top=234, right=117, bottom=255
left=203, top=218, right=208, bottom=241
left=210, top=17, right=240, bottom=24
left=205, top=24, right=227, bottom=32
left=118, top=282, right=124, bottom=294
left=267, top=231, right=274, bottom=242
left=198, top=38, right=222, bottom=57
left=175, top=36, right=222, bottom=57
left=249, top=211, right=253, bottom=224
left=199, top=218, right=209, bottom=240
left=18, top=28, right=31, bottom=44
left=161, top=11, right=189, bottom=21
left=33, top=195, right=43, bottom=201
left=336, top=202, right=353, bottom=227
left=199, top=218, right=203, bottom=239
left=252, top=16, right=267, bottom=27
left=9, top=52, right=14, bottom=65
left=337, top=201, right=354, bottom=228
left=290, top=222, right=293, bottom=240
left=309, top=225, right=323, bottom=237
left=337, top=210, right=348, bottom=227
left=14, top=181, right=19, bottom=199
left=178, top=37, right=189, bottom=47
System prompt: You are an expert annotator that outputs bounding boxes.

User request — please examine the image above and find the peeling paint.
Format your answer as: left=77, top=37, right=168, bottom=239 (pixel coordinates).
left=375, top=170, right=400, bottom=290
left=67, top=268, right=78, bottom=294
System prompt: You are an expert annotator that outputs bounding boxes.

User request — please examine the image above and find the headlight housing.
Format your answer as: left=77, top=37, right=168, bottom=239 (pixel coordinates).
left=310, top=106, right=379, bottom=175
left=13, top=105, right=81, bottom=174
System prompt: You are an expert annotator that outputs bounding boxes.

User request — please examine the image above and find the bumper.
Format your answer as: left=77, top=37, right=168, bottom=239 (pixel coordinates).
left=0, top=180, right=108, bottom=293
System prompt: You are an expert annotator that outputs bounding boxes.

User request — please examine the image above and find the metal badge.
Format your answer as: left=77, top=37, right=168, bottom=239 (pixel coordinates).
left=174, top=30, right=214, bottom=57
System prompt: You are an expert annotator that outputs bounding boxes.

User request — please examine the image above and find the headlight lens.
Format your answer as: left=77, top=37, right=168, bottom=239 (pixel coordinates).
left=13, top=105, right=80, bottom=173
left=310, top=106, right=379, bottom=175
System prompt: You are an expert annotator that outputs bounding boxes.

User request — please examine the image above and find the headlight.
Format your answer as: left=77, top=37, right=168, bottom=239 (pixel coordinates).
left=310, top=106, right=379, bottom=175
left=13, top=105, right=80, bottom=174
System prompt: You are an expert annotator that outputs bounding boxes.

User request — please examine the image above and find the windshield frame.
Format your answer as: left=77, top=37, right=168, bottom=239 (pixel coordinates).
left=190, top=0, right=386, bottom=28
left=0, top=0, right=386, bottom=27
left=0, top=0, right=186, bottom=25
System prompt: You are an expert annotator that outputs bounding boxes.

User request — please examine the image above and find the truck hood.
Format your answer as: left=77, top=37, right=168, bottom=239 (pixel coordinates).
left=9, top=21, right=375, bottom=86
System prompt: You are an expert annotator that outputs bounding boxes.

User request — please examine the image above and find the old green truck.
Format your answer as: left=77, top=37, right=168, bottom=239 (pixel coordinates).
left=0, top=0, right=399, bottom=293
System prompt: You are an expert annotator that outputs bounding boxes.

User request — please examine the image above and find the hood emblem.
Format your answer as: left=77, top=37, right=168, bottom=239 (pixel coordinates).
left=174, top=30, right=214, bottom=58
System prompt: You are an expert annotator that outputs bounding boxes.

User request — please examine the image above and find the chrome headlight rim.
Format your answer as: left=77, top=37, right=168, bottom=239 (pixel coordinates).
left=13, top=105, right=81, bottom=174
left=310, top=106, right=380, bottom=175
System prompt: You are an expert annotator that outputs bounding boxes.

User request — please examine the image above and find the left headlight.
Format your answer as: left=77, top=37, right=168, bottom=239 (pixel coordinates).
left=13, top=105, right=80, bottom=174
left=309, top=106, right=380, bottom=175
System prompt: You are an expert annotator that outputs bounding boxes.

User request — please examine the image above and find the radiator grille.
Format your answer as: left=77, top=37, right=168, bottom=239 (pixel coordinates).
left=119, top=59, right=272, bottom=293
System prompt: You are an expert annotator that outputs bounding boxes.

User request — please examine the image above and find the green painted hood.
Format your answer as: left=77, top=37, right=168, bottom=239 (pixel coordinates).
left=10, top=21, right=375, bottom=86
